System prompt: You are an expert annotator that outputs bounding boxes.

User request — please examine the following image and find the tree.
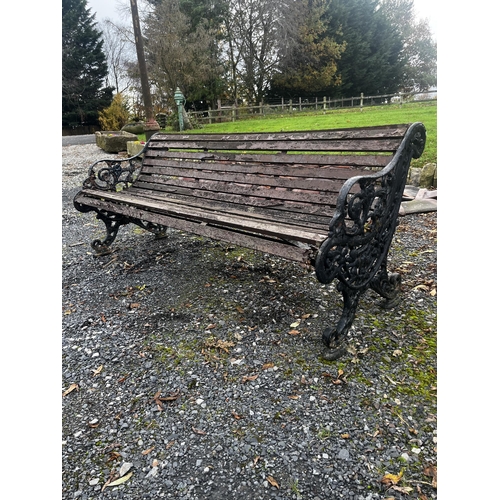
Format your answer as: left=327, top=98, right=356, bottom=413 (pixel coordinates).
left=270, top=0, right=345, bottom=98
left=380, top=0, right=437, bottom=91
left=100, top=19, right=136, bottom=95
left=62, top=0, right=114, bottom=127
left=325, top=0, right=404, bottom=97
left=143, top=0, right=223, bottom=110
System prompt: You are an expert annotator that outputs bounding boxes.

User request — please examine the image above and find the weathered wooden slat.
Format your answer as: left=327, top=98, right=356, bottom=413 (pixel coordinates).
left=146, top=138, right=402, bottom=153
left=78, top=190, right=326, bottom=245
left=133, top=175, right=342, bottom=207
left=143, top=151, right=391, bottom=168
left=127, top=183, right=337, bottom=219
left=141, top=157, right=377, bottom=179
left=138, top=164, right=347, bottom=192
left=74, top=194, right=315, bottom=263
left=149, top=125, right=409, bottom=144
left=123, top=186, right=332, bottom=231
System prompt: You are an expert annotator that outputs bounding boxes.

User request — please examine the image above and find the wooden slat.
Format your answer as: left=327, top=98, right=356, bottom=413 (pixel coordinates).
left=123, top=186, right=332, bottom=231
left=144, top=151, right=391, bottom=168
left=147, top=138, right=402, bottom=153
left=127, top=183, right=337, bottom=218
left=77, top=190, right=326, bottom=245
left=141, top=157, right=376, bottom=179
left=74, top=194, right=320, bottom=264
left=133, top=175, right=342, bottom=207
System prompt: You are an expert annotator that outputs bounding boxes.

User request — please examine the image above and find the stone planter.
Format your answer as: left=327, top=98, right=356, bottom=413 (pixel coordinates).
left=121, top=121, right=145, bottom=135
left=127, top=141, right=146, bottom=157
left=95, top=131, right=139, bottom=153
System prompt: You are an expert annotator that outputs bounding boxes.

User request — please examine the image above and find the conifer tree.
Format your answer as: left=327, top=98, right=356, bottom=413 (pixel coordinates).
left=62, top=0, right=114, bottom=127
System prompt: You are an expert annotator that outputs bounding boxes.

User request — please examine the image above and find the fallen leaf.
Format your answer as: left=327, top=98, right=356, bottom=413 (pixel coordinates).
left=92, top=365, right=103, bottom=376
left=206, top=324, right=217, bottom=330
left=107, top=471, right=133, bottom=487
left=236, top=306, right=244, bottom=314
left=341, top=433, right=350, bottom=439
left=267, top=476, right=279, bottom=488
left=142, top=446, right=155, bottom=455
left=192, top=427, right=207, bottom=435
left=262, top=362, right=274, bottom=370
left=117, top=374, right=129, bottom=383
left=231, top=411, right=243, bottom=419
left=62, top=383, right=79, bottom=397
left=430, top=289, right=437, bottom=296
left=381, top=470, right=404, bottom=486
left=392, top=485, right=413, bottom=494
left=290, top=321, right=301, bottom=328
left=423, top=464, right=437, bottom=488
left=288, top=329, right=300, bottom=335
left=128, top=302, right=140, bottom=309
left=301, top=313, right=311, bottom=319
left=242, top=374, right=259, bottom=383
left=288, top=395, right=300, bottom=400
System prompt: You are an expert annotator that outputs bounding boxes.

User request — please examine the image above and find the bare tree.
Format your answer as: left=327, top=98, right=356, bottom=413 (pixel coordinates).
left=100, top=19, right=136, bottom=94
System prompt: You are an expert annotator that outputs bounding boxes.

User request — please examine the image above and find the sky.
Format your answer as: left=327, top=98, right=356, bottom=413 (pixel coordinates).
left=86, top=0, right=437, bottom=38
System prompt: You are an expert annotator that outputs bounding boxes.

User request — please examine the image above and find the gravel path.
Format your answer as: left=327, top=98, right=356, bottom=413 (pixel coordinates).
left=62, top=144, right=437, bottom=499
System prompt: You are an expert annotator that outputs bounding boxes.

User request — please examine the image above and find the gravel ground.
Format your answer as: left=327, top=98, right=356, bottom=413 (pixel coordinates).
left=62, top=144, right=437, bottom=500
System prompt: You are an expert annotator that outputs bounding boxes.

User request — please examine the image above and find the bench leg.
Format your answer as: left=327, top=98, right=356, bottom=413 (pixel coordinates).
left=91, top=211, right=130, bottom=255
left=322, top=284, right=363, bottom=361
left=369, top=258, right=402, bottom=309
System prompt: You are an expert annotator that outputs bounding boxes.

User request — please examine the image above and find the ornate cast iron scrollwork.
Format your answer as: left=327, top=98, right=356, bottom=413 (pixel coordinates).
left=82, top=154, right=144, bottom=191
left=315, top=123, right=426, bottom=356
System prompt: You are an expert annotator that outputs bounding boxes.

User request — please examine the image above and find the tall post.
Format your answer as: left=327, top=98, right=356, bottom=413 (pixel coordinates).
left=130, top=0, right=160, bottom=140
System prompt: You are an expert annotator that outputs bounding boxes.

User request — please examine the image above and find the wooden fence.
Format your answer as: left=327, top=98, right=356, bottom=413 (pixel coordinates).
left=187, top=90, right=437, bottom=125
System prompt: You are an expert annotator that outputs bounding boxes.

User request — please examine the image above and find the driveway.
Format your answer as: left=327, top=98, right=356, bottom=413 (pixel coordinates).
left=62, top=134, right=96, bottom=147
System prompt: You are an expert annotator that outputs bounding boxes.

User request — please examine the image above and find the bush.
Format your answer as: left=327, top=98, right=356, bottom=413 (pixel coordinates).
left=98, top=93, right=130, bottom=130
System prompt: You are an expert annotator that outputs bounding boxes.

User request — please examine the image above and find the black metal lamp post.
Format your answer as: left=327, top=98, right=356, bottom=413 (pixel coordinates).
left=130, top=0, right=160, bottom=140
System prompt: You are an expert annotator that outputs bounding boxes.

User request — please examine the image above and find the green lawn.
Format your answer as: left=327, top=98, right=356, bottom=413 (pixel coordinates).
left=147, top=101, right=437, bottom=168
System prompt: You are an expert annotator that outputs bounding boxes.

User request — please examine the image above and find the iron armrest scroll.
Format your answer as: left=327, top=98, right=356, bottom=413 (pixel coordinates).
left=81, top=146, right=147, bottom=192
left=315, top=122, right=426, bottom=289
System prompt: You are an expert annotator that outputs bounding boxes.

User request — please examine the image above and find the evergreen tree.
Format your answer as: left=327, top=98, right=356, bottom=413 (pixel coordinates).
left=62, top=0, right=114, bottom=127
left=326, top=0, right=404, bottom=97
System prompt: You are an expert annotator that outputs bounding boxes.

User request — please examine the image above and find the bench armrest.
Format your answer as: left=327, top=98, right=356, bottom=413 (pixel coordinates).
left=82, top=148, right=146, bottom=191
left=315, top=122, right=426, bottom=288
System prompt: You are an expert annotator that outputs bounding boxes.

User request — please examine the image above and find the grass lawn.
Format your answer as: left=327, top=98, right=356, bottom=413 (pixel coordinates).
left=143, top=101, right=437, bottom=168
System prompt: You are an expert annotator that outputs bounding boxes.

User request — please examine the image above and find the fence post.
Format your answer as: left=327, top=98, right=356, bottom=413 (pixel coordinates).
left=289, top=99, right=293, bottom=113
left=232, top=105, right=236, bottom=122
left=360, top=92, right=364, bottom=111
left=323, top=96, right=326, bottom=111
left=299, top=97, right=302, bottom=111
left=281, top=97, right=284, bottom=111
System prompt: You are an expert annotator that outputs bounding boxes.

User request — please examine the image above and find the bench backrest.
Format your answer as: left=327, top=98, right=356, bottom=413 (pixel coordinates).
left=131, top=124, right=410, bottom=218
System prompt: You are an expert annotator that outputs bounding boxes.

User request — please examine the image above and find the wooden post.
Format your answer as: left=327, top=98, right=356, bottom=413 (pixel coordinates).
left=360, top=92, right=364, bottom=111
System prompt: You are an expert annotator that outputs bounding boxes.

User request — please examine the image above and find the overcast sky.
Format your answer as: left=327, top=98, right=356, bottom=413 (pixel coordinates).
left=86, top=0, right=437, bottom=38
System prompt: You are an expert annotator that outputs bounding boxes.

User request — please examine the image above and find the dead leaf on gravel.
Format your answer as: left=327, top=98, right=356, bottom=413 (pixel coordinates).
left=153, top=390, right=180, bottom=411
left=128, top=302, right=140, bottom=309
left=381, top=470, right=404, bottom=486
left=288, top=329, right=300, bottom=335
left=142, top=446, right=155, bottom=455
left=106, top=471, right=133, bottom=488
left=262, top=362, right=274, bottom=370
left=231, top=411, right=243, bottom=419
left=92, top=365, right=103, bottom=376
left=242, top=374, right=259, bottom=383
left=423, top=464, right=437, bottom=488
left=267, top=476, right=279, bottom=488
left=192, top=427, right=207, bottom=435
left=392, top=485, right=413, bottom=494
left=62, top=383, right=79, bottom=397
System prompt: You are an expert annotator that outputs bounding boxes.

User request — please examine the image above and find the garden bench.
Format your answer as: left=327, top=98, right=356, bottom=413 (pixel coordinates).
left=74, top=123, right=426, bottom=359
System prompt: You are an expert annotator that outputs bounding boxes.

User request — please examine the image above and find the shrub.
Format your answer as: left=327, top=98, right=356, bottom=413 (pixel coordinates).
left=98, top=93, right=130, bottom=130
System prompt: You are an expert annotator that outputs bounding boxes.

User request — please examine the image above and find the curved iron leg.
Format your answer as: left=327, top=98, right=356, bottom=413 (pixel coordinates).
left=91, top=212, right=130, bottom=255
left=322, top=284, right=364, bottom=361
left=369, top=258, right=402, bottom=309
